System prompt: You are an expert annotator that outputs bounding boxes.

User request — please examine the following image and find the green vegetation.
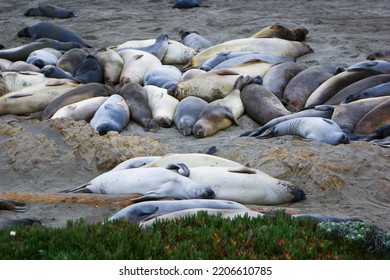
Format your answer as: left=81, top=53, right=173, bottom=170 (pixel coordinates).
left=0, top=211, right=388, bottom=259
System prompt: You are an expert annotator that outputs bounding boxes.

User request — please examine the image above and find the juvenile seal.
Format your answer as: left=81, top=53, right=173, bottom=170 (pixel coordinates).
left=256, top=117, right=350, bottom=145
left=172, top=0, right=201, bottom=9
left=331, top=96, right=390, bottom=134
left=0, top=218, right=42, bottom=229
left=94, top=47, right=124, bottom=85
left=51, top=96, right=108, bottom=121
left=0, top=79, right=80, bottom=116
left=62, top=167, right=215, bottom=203
left=324, top=74, right=390, bottom=105
left=41, top=65, right=73, bottom=79
left=143, top=65, right=182, bottom=93
left=184, top=37, right=313, bottom=69
left=108, top=199, right=249, bottom=223
left=26, top=47, right=63, bottom=68
left=17, top=22, right=91, bottom=48
left=140, top=208, right=263, bottom=228
left=1, top=71, right=57, bottom=92
left=0, top=39, right=85, bottom=61
left=72, top=55, right=104, bottom=84
left=56, top=48, right=90, bottom=75
left=0, top=74, right=8, bottom=96
left=111, top=156, right=163, bottom=171
left=24, top=4, right=76, bottom=19
left=346, top=60, right=390, bottom=73
left=7, top=61, right=41, bottom=72
left=367, top=50, right=390, bottom=62
left=118, top=82, right=160, bottom=132
left=343, top=81, right=390, bottom=103
left=240, top=105, right=335, bottom=137
left=251, top=24, right=309, bottom=42
left=192, top=104, right=238, bottom=138
left=240, top=83, right=291, bottom=125
left=178, top=165, right=306, bottom=205
left=90, top=94, right=130, bottom=135
left=0, top=58, right=12, bottom=71
left=144, top=85, right=179, bottom=128
left=118, top=49, right=162, bottom=86
left=283, top=65, right=344, bottom=112
left=173, top=96, right=208, bottom=136
left=41, top=82, right=115, bottom=119
left=353, top=99, right=390, bottom=135
left=179, top=29, right=213, bottom=51
left=0, top=199, right=27, bottom=212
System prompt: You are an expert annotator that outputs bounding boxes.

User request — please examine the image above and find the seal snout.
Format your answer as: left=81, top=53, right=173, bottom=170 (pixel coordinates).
left=288, top=185, right=307, bottom=202
left=201, top=187, right=216, bottom=199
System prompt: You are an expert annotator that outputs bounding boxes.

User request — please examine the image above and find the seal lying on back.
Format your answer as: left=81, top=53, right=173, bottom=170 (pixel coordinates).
left=255, top=117, right=350, bottom=145
left=108, top=199, right=248, bottom=223
left=17, top=22, right=91, bottom=48
left=24, top=4, right=76, bottom=19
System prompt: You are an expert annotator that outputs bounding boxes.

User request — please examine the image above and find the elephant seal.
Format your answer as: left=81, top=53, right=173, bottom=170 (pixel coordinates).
left=179, top=29, right=213, bottom=51
left=180, top=68, right=206, bottom=81
left=177, top=165, right=306, bottom=205
left=256, top=117, right=350, bottom=145
left=0, top=218, right=42, bottom=229
left=41, top=82, right=115, bottom=119
left=144, top=85, right=179, bottom=128
left=111, top=156, right=162, bottom=171
left=0, top=39, right=85, bottom=62
left=108, top=199, right=249, bottom=223
left=94, top=48, right=124, bottom=85
left=118, top=49, right=162, bottom=86
left=143, top=65, right=182, bottom=93
left=90, top=94, right=130, bottom=135
left=141, top=153, right=244, bottom=169
left=17, top=22, right=91, bottom=48
left=173, top=96, right=208, bottom=136
left=240, top=83, right=291, bottom=125
left=304, top=69, right=381, bottom=107
left=251, top=24, right=309, bottom=42
left=0, top=79, right=80, bottom=116
left=57, top=48, right=90, bottom=75
left=262, top=62, right=308, bottom=99
left=1, top=71, right=57, bottom=92
left=284, top=65, right=345, bottom=112
left=346, top=60, right=390, bottom=73
left=41, top=65, right=73, bottom=79
left=331, top=96, right=390, bottom=134
left=343, top=81, right=390, bottom=103
left=118, top=82, right=160, bottom=132
left=172, top=0, right=201, bottom=9
left=140, top=208, right=263, bottom=228
left=72, top=55, right=104, bottom=84
left=7, top=61, right=40, bottom=72
left=0, top=58, right=12, bottom=70
left=353, top=99, right=390, bottom=135
left=325, top=74, right=390, bottom=105
left=0, top=199, right=27, bottom=212
left=184, top=37, right=313, bottom=69
left=62, top=167, right=215, bottom=203
left=240, top=105, right=335, bottom=137
left=51, top=96, right=108, bottom=121
left=367, top=50, right=390, bottom=62
left=211, top=75, right=250, bottom=119
left=192, top=104, right=238, bottom=138
left=26, top=47, right=62, bottom=68
left=0, top=74, right=8, bottom=96
left=24, top=4, right=76, bottom=19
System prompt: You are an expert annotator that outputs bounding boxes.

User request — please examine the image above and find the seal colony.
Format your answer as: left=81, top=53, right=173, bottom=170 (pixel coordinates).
left=0, top=1, right=388, bottom=231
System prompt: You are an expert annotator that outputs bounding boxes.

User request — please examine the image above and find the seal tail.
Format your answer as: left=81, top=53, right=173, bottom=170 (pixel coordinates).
left=59, top=183, right=92, bottom=193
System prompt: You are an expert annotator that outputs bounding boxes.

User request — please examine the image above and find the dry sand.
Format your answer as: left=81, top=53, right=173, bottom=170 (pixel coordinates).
left=0, top=0, right=389, bottom=232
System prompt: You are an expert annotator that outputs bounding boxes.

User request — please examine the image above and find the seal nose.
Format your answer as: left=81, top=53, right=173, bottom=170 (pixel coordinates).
left=340, top=133, right=350, bottom=144
left=33, top=59, right=45, bottom=68
left=288, top=185, right=307, bottom=202
left=202, top=187, right=216, bottom=199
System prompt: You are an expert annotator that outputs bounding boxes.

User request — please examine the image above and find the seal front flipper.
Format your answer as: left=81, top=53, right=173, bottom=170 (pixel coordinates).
left=132, top=192, right=166, bottom=203
left=165, top=163, right=191, bottom=177
left=60, top=182, right=92, bottom=193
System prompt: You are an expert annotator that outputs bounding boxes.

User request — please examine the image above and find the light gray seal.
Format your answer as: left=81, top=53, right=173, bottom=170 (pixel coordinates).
left=26, top=47, right=63, bottom=68
left=342, top=81, right=390, bottom=103
left=143, top=65, right=182, bottom=93
left=17, top=21, right=91, bottom=48
left=173, top=96, right=208, bottom=136
left=41, top=65, right=73, bottom=79
left=90, top=94, right=130, bottom=135
left=346, top=60, right=390, bottom=73
left=179, top=29, right=213, bottom=51
left=255, top=117, right=350, bottom=145
left=24, top=4, right=76, bottom=19
left=108, top=199, right=249, bottom=223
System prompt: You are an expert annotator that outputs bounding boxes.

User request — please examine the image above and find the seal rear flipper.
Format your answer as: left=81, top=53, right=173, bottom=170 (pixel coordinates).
left=254, top=127, right=276, bottom=139
left=165, top=163, right=190, bottom=177
left=59, top=182, right=92, bottom=193
left=131, top=192, right=167, bottom=203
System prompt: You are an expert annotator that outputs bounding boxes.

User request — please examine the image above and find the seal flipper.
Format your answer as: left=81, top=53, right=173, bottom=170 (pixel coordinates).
left=0, top=199, right=27, bottom=212
left=59, top=182, right=92, bottom=193
left=134, top=205, right=159, bottom=222
left=165, top=163, right=190, bottom=177
left=132, top=192, right=167, bottom=203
